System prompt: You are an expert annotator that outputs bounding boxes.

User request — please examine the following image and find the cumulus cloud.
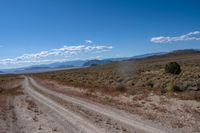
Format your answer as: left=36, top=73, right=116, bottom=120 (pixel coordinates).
left=85, top=40, right=93, bottom=44
left=0, top=45, right=113, bottom=65
left=53, top=45, right=113, bottom=54
left=151, top=31, right=200, bottom=43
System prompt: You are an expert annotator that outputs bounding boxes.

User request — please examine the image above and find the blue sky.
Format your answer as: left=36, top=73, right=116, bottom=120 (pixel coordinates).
left=0, top=0, right=200, bottom=69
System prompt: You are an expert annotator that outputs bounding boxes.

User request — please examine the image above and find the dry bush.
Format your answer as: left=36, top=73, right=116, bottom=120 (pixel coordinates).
left=167, top=82, right=181, bottom=92
left=34, top=52, right=200, bottom=99
left=115, top=83, right=126, bottom=92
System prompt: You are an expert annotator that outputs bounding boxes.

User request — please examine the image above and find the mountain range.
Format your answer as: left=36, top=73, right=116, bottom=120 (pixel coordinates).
left=1, top=49, right=199, bottom=74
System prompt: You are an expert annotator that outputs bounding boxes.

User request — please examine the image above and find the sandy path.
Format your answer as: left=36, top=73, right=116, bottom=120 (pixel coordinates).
left=24, top=76, right=168, bottom=133
left=23, top=77, right=105, bottom=133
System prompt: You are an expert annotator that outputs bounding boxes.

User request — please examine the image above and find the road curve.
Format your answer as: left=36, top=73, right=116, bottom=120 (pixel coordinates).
left=23, top=77, right=105, bottom=133
left=24, top=76, right=167, bottom=133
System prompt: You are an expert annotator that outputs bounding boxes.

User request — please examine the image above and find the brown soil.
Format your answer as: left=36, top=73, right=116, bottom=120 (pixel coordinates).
left=33, top=52, right=200, bottom=101
left=33, top=77, right=200, bottom=133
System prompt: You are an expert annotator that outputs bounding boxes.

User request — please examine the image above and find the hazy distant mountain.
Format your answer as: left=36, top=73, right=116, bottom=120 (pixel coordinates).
left=0, top=60, right=85, bottom=74
left=29, top=60, right=85, bottom=68
left=105, top=57, right=129, bottom=61
left=83, top=59, right=113, bottom=67
left=1, top=49, right=199, bottom=74
left=24, top=66, right=51, bottom=71
left=128, top=52, right=166, bottom=61
left=46, top=60, right=85, bottom=68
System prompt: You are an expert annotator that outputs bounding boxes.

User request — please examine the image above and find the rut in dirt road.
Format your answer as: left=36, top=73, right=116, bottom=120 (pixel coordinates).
left=24, top=76, right=168, bottom=133
left=23, top=77, right=105, bottom=133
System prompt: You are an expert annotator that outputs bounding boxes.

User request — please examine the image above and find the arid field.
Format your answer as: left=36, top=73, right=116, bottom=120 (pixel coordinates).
left=32, top=50, right=200, bottom=132
left=0, top=50, right=200, bottom=133
left=35, top=50, right=200, bottom=100
left=1, top=0, right=200, bottom=132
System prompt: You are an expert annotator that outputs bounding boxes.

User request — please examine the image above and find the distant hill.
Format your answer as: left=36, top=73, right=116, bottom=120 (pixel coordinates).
left=29, top=60, right=85, bottom=68
left=165, top=49, right=200, bottom=56
left=128, top=49, right=200, bottom=61
left=1, top=49, right=200, bottom=74
left=128, top=52, right=166, bottom=61
left=54, top=65, right=74, bottom=69
left=8, top=60, right=86, bottom=73
left=83, top=59, right=113, bottom=67
left=24, top=66, right=51, bottom=71
left=46, top=60, right=85, bottom=68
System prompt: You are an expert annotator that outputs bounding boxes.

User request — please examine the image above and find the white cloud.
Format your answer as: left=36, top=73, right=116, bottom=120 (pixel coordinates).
left=85, top=40, right=93, bottom=44
left=54, top=45, right=113, bottom=54
left=150, top=31, right=200, bottom=43
left=0, top=45, right=113, bottom=65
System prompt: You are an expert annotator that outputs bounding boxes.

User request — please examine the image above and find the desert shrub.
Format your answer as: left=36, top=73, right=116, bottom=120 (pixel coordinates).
left=115, top=83, right=126, bottom=92
left=147, top=82, right=154, bottom=88
left=165, top=62, right=181, bottom=74
left=160, top=88, right=167, bottom=94
left=197, top=82, right=200, bottom=91
left=128, top=89, right=137, bottom=95
left=167, top=82, right=181, bottom=92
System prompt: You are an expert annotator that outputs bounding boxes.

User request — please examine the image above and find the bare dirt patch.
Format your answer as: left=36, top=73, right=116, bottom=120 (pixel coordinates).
left=33, top=77, right=200, bottom=133
left=0, top=75, right=70, bottom=133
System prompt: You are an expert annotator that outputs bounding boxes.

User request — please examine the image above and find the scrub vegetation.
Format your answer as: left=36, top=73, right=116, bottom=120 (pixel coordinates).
left=35, top=50, right=200, bottom=100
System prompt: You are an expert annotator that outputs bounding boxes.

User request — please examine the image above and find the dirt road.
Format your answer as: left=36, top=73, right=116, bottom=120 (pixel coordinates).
left=22, top=76, right=168, bottom=133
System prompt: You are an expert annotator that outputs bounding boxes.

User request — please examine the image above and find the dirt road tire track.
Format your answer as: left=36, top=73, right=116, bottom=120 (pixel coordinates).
left=23, top=77, right=105, bottom=133
left=24, top=76, right=167, bottom=133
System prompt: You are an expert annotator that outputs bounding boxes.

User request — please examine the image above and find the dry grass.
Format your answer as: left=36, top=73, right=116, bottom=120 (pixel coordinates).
left=33, top=52, right=200, bottom=100
left=0, top=75, right=24, bottom=96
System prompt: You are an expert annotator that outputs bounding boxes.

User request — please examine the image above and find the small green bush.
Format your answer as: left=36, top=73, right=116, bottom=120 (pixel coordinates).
left=167, top=82, right=181, bottom=92
left=165, top=62, right=181, bottom=74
